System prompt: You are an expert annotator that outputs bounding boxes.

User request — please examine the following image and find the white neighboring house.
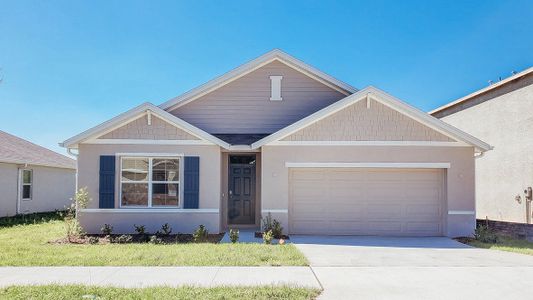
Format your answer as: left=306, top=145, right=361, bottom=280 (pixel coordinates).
left=0, top=130, right=76, bottom=217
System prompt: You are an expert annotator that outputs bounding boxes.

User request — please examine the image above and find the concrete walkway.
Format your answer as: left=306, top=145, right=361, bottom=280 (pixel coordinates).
left=0, top=266, right=321, bottom=289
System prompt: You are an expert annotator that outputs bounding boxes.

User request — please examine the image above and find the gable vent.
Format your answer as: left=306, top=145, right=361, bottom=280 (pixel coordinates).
left=270, top=75, right=283, bottom=101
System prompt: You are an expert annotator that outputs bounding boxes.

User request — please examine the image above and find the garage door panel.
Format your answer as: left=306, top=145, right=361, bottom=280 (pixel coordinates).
left=289, top=168, right=444, bottom=236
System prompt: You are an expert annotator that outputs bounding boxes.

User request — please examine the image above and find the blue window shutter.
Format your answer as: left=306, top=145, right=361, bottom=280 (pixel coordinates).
left=99, top=155, right=115, bottom=208
left=183, top=156, right=199, bottom=209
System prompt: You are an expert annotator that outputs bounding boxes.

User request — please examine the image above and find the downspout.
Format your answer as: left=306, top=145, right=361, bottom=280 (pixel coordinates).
left=67, top=148, right=79, bottom=218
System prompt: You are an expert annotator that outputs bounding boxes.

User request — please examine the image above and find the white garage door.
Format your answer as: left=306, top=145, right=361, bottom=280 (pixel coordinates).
left=289, top=168, right=444, bottom=236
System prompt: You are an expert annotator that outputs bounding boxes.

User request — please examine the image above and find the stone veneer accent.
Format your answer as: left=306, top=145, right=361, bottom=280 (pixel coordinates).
left=477, top=219, right=533, bottom=240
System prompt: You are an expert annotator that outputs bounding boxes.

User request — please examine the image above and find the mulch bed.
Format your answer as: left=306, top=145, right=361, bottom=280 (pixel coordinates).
left=254, top=232, right=290, bottom=240
left=51, top=233, right=225, bottom=245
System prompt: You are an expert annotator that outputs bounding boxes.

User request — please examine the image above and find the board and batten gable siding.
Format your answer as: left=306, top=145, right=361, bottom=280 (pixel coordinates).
left=282, top=99, right=454, bottom=142
left=99, top=115, right=200, bottom=140
left=169, top=60, right=348, bottom=134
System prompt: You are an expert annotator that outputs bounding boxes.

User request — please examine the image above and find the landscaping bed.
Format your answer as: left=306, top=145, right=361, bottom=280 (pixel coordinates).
left=0, top=212, right=308, bottom=266
left=0, top=285, right=321, bottom=300
left=52, top=233, right=224, bottom=245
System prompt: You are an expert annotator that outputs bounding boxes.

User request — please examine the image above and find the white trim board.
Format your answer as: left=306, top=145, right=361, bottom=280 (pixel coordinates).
left=159, top=49, right=357, bottom=111
left=252, top=86, right=492, bottom=153
left=448, top=210, right=475, bottom=215
left=285, top=162, right=451, bottom=169
left=261, top=209, right=288, bottom=214
left=270, top=141, right=469, bottom=147
left=80, top=208, right=219, bottom=214
left=85, top=139, right=212, bottom=145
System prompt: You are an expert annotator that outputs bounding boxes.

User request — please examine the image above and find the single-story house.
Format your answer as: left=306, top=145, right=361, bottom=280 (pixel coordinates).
left=61, top=49, right=491, bottom=237
left=431, top=67, right=533, bottom=227
left=0, top=130, right=76, bottom=217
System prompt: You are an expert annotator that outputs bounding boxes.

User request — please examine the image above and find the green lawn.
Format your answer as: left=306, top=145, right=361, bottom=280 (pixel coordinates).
left=459, top=235, right=533, bottom=256
left=0, top=213, right=308, bottom=266
left=0, top=285, right=321, bottom=300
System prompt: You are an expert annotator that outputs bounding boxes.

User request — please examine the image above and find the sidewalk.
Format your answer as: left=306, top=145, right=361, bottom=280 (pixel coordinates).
left=0, top=266, right=321, bottom=289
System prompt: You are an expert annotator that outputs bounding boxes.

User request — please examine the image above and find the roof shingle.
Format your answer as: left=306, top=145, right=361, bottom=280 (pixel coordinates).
left=0, top=131, right=76, bottom=169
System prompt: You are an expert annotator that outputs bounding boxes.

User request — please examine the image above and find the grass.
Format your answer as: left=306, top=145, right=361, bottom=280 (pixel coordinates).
left=0, top=285, right=321, bottom=300
left=458, top=235, right=533, bottom=256
left=0, top=213, right=308, bottom=266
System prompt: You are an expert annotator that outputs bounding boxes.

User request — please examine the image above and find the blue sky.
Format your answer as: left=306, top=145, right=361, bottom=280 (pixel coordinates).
left=1, top=0, right=532, bottom=154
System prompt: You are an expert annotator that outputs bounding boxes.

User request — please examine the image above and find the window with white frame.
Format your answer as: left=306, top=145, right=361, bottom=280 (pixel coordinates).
left=21, top=169, right=32, bottom=200
left=120, top=157, right=180, bottom=207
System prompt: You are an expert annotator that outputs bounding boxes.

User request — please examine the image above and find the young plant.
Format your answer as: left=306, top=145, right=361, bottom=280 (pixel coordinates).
left=473, top=224, right=499, bottom=243
left=193, top=224, right=209, bottom=243
left=64, top=187, right=92, bottom=242
left=160, top=223, right=172, bottom=236
left=262, top=212, right=283, bottom=238
left=263, top=230, right=273, bottom=245
left=114, top=234, right=133, bottom=244
left=149, top=235, right=163, bottom=244
left=134, top=224, right=147, bottom=235
left=229, top=229, right=239, bottom=243
left=101, top=224, right=113, bottom=236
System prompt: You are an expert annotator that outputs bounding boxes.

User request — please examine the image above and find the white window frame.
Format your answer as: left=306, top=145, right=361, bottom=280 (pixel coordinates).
left=119, top=156, right=183, bottom=208
left=19, top=169, right=33, bottom=201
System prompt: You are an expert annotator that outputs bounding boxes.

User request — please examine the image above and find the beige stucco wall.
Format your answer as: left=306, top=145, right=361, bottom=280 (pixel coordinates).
left=170, top=60, right=347, bottom=134
left=283, top=99, right=453, bottom=141
left=261, top=145, right=476, bottom=237
left=99, top=115, right=199, bottom=140
left=77, top=144, right=221, bottom=233
left=0, top=162, right=75, bottom=217
left=440, top=82, right=533, bottom=223
left=0, top=163, right=18, bottom=217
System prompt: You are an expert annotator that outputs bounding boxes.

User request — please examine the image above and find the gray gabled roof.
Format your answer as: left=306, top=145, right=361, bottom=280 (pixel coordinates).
left=0, top=130, right=76, bottom=169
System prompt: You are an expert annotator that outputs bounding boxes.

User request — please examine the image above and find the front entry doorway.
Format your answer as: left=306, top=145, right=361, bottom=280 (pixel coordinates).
left=228, top=154, right=256, bottom=225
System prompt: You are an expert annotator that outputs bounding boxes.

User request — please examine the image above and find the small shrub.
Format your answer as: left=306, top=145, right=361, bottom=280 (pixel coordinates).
left=101, top=224, right=113, bottom=235
left=473, top=224, right=499, bottom=243
left=229, top=229, right=239, bottom=243
left=193, top=224, right=209, bottom=242
left=88, top=236, right=99, bottom=244
left=115, top=234, right=133, bottom=244
left=149, top=235, right=163, bottom=244
left=160, top=223, right=172, bottom=236
left=263, top=230, right=273, bottom=245
left=64, top=187, right=92, bottom=242
left=262, top=213, right=283, bottom=239
left=134, top=224, right=147, bottom=235
left=271, top=219, right=283, bottom=239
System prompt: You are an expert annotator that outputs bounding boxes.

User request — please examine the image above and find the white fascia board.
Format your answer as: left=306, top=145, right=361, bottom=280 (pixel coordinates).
left=85, top=139, right=212, bottom=145
left=285, top=162, right=451, bottom=168
left=429, top=66, right=533, bottom=115
left=269, top=141, right=469, bottom=147
left=159, top=49, right=358, bottom=111
left=252, top=86, right=492, bottom=152
left=61, top=102, right=231, bottom=149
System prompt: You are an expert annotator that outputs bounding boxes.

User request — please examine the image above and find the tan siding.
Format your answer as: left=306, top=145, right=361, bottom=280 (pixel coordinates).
left=283, top=99, right=454, bottom=141
left=440, top=82, right=533, bottom=223
left=169, top=60, right=347, bottom=134
left=99, top=115, right=199, bottom=140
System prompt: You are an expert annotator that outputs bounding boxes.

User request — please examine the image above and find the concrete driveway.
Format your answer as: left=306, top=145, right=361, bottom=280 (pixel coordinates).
left=291, top=236, right=533, bottom=300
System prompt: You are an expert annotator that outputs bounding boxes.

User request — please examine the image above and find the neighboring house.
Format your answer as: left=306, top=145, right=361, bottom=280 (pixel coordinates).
left=431, top=67, right=533, bottom=226
left=61, top=49, right=491, bottom=237
left=0, top=130, right=76, bottom=217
